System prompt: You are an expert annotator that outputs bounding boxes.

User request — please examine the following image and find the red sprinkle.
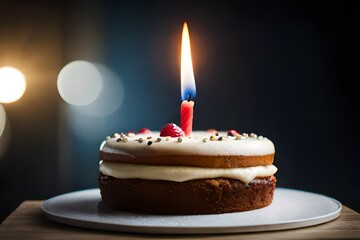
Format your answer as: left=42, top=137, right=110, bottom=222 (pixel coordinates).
left=227, top=129, right=240, bottom=137
left=207, top=129, right=218, bottom=134
left=137, top=128, right=152, bottom=134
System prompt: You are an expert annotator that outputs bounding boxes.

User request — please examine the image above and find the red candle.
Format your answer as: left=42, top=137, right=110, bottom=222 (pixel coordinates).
left=181, top=100, right=194, bottom=136
left=180, top=22, right=196, bottom=136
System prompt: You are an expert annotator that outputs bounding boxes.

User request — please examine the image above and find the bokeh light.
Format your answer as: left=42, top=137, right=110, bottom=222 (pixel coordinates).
left=0, top=67, right=27, bottom=103
left=0, top=104, right=11, bottom=159
left=57, top=61, right=103, bottom=106
left=72, top=63, right=124, bottom=117
left=0, top=104, right=5, bottom=137
left=59, top=62, right=125, bottom=141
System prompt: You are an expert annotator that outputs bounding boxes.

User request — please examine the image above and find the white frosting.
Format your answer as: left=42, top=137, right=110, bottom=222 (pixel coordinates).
left=101, top=131, right=275, bottom=157
left=99, top=161, right=277, bottom=184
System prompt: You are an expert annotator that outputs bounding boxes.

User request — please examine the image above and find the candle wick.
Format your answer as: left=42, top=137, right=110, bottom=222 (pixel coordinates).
left=187, top=94, right=191, bottom=102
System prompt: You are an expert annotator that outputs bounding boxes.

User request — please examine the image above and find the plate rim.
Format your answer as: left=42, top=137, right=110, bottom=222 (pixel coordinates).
left=41, top=187, right=342, bottom=234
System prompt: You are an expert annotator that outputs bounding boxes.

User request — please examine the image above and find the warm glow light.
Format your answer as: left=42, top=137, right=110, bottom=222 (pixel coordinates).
left=57, top=61, right=103, bottom=106
left=0, top=104, right=11, bottom=159
left=0, top=67, right=27, bottom=103
left=0, top=104, right=5, bottom=137
left=181, top=22, right=196, bottom=101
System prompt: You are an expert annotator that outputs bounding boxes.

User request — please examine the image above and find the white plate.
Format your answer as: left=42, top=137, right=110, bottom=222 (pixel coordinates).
left=41, top=188, right=341, bottom=234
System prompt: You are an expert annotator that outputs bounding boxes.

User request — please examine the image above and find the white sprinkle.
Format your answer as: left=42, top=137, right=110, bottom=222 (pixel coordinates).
left=250, top=133, right=257, bottom=138
left=257, top=135, right=264, bottom=140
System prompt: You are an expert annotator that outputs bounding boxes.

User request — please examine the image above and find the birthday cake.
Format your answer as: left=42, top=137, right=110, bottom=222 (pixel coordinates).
left=98, top=123, right=277, bottom=215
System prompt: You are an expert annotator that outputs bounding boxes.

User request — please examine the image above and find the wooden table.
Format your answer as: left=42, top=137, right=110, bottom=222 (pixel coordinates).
left=0, top=201, right=359, bottom=239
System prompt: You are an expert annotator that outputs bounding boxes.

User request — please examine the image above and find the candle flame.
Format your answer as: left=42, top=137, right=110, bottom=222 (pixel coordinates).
left=181, top=22, right=196, bottom=101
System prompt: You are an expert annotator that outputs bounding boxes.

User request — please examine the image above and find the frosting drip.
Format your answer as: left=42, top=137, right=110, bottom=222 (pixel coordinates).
left=99, top=161, right=277, bottom=184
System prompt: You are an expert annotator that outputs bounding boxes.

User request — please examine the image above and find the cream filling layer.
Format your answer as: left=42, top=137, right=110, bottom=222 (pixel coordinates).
left=99, top=161, right=277, bottom=184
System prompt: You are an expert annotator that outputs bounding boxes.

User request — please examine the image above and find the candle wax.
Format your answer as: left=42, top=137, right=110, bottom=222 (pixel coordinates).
left=181, top=100, right=194, bottom=136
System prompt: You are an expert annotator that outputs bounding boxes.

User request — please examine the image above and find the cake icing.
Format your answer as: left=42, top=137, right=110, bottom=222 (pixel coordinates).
left=100, top=131, right=275, bottom=157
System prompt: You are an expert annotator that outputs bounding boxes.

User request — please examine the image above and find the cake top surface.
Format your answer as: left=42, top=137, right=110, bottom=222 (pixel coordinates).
left=100, top=131, right=275, bottom=157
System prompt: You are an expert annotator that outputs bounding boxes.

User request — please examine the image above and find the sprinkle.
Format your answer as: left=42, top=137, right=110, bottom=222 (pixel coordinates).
left=123, top=137, right=128, bottom=143
left=106, top=136, right=111, bottom=140
left=215, top=133, right=219, bottom=136
left=165, top=137, right=170, bottom=141
left=210, top=135, right=217, bottom=141
left=116, top=138, right=122, bottom=142
left=240, top=135, right=247, bottom=140
left=147, top=141, right=153, bottom=146
left=218, top=136, right=223, bottom=141
left=147, top=136, right=152, bottom=139
left=113, top=133, right=120, bottom=138
left=242, top=133, right=248, bottom=137
left=127, top=132, right=135, bottom=138
left=257, top=135, right=264, bottom=140
left=250, top=133, right=257, bottom=138
left=202, top=138, right=208, bottom=143
left=207, top=129, right=218, bottom=134
left=138, top=138, right=144, bottom=143
left=227, top=129, right=240, bottom=137
left=235, top=135, right=241, bottom=140
left=177, top=137, right=183, bottom=142
left=156, top=137, right=162, bottom=142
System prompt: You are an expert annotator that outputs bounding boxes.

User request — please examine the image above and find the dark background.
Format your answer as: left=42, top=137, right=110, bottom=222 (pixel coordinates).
left=0, top=0, right=359, bottom=222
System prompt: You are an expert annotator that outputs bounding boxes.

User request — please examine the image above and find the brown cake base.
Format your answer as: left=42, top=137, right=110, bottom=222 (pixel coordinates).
left=98, top=174, right=276, bottom=215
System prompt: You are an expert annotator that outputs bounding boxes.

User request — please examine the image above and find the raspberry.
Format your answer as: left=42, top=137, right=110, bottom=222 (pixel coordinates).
left=137, top=128, right=151, bottom=134
left=160, top=123, right=184, bottom=137
left=227, top=129, right=240, bottom=137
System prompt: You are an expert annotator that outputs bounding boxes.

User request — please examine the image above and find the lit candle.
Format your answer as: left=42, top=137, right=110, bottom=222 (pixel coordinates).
left=180, top=22, right=196, bottom=136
